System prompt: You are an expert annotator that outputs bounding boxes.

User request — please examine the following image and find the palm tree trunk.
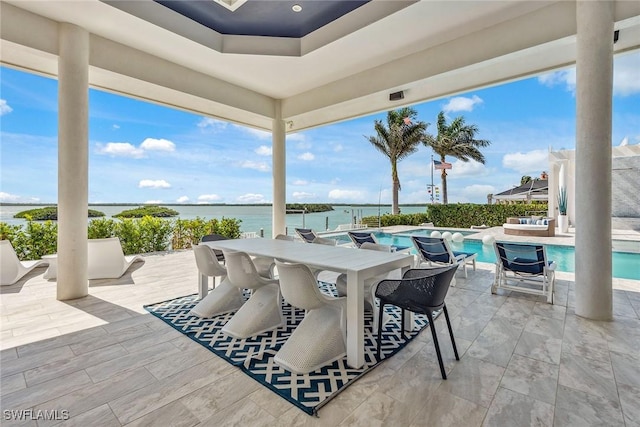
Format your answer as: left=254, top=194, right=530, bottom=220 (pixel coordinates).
left=391, top=162, right=400, bottom=214
left=441, top=169, right=448, bottom=204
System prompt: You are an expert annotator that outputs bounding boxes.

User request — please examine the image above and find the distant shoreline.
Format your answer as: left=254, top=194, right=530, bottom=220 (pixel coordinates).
left=0, top=203, right=430, bottom=207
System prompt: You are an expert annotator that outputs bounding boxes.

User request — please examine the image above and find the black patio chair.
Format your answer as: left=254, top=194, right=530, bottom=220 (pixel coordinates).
left=200, top=233, right=228, bottom=263
left=374, top=264, right=459, bottom=379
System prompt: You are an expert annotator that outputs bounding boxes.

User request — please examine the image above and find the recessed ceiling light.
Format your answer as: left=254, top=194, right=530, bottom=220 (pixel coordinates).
left=292, top=4, right=302, bottom=12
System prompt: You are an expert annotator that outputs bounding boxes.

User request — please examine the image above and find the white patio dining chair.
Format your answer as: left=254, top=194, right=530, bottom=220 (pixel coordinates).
left=1, top=240, right=48, bottom=286
left=274, top=260, right=347, bottom=374
left=87, top=237, right=143, bottom=280
left=189, top=244, right=244, bottom=317
left=220, top=250, right=284, bottom=338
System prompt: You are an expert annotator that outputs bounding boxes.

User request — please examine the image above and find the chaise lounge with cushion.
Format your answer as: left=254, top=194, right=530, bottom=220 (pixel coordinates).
left=503, top=217, right=555, bottom=237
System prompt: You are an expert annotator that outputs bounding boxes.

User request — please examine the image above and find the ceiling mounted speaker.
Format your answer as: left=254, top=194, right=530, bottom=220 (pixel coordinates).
left=389, top=91, right=404, bottom=101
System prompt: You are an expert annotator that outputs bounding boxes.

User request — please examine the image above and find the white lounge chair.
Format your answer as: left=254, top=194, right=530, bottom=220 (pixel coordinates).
left=412, top=235, right=477, bottom=278
left=1, top=240, right=48, bottom=285
left=220, top=250, right=283, bottom=338
left=190, top=244, right=244, bottom=317
left=492, top=242, right=556, bottom=304
left=87, top=237, right=143, bottom=280
left=274, top=260, right=347, bottom=374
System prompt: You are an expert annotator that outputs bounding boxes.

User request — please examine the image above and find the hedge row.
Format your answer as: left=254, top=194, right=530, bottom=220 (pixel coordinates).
left=0, top=216, right=242, bottom=261
left=362, top=203, right=548, bottom=228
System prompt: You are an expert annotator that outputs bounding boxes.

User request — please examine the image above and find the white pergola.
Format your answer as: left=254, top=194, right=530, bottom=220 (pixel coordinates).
left=2, top=0, right=639, bottom=320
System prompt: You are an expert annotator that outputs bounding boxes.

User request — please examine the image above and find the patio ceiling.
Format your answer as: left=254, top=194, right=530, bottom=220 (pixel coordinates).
left=1, top=0, right=640, bottom=132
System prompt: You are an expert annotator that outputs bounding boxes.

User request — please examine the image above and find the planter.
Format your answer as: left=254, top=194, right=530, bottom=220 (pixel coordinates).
left=557, top=214, right=568, bottom=233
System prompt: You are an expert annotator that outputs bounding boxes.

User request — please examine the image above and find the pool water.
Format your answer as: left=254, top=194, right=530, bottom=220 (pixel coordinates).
left=333, top=231, right=640, bottom=280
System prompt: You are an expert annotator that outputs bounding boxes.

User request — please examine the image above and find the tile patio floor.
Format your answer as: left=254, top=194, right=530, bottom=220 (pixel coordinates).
left=1, top=247, right=639, bottom=426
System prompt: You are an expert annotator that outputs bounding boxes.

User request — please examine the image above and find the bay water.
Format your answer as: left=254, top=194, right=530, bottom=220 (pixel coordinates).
left=0, top=204, right=427, bottom=237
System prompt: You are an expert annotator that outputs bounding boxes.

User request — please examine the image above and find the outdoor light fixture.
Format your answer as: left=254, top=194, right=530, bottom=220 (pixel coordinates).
left=389, top=91, right=404, bottom=101
left=292, top=4, right=302, bottom=12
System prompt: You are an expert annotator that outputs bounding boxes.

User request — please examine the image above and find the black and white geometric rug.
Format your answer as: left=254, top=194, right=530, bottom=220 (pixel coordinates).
left=144, top=283, right=429, bottom=416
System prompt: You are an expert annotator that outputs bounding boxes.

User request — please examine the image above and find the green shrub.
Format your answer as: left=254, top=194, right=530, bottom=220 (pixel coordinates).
left=114, top=206, right=178, bottom=218
left=9, top=219, right=58, bottom=260
left=88, top=218, right=118, bottom=239
left=138, top=216, right=174, bottom=252
left=362, top=204, right=548, bottom=229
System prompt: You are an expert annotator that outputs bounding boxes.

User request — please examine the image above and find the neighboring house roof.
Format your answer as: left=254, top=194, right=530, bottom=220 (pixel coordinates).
left=494, top=180, right=549, bottom=201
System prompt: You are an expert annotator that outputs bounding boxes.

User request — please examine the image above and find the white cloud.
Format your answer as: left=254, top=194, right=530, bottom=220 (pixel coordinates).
left=292, top=191, right=315, bottom=199
left=298, top=152, right=315, bottom=161
left=333, top=144, right=344, bottom=152
left=198, top=194, right=221, bottom=202
left=443, top=95, right=483, bottom=113
left=144, top=200, right=163, bottom=204
left=292, top=179, right=308, bottom=185
left=502, top=149, right=549, bottom=174
left=240, top=160, right=270, bottom=172
left=176, top=196, right=190, bottom=203
left=236, top=193, right=266, bottom=203
left=0, top=99, right=12, bottom=116
left=612, top=52, right=640, bottom=96
left=96, top=142, right=144, bottom=158
left=138, top=179, right=171, bottom=189
left=198, top=117, right=227, bottom=131
left=328, top=189, right=366, bottom=201
left=295, top=140, right=311, bottom=149
left=449, top=159, right=488, bottom=177
left=537, top=52, right=640, bottom=96
left=0, top=191, right=39, bottom=203
left=537, top=69, right=576, bottom=92
left=112, top=124, right=120, bottom=130
left=140, top=138, right=175, bottom=152
left=255, top=145, right=272, bottom=156
left=462, top=184, right=496, bottom=199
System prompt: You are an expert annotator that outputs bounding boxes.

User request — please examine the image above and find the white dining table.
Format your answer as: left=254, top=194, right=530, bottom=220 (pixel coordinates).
left=202, top=238, right=414, bottom=368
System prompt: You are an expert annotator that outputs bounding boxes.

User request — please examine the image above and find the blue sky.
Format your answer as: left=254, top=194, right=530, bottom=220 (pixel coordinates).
left=1, top=51, right=638, bottom=205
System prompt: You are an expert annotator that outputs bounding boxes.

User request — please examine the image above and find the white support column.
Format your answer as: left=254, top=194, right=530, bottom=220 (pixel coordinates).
left=272, top=101, right=286, bottom=238
left=57, top=23, right=89, bottom=300
left=575, top=1, right=613, bottom=320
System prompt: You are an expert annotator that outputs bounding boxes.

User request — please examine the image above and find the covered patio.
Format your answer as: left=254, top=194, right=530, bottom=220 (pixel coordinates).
left=2, top=244, right=639, bottom=425
left=2, top=0, right=640, bottom=320
left=1, top=1, right=640, bottom=424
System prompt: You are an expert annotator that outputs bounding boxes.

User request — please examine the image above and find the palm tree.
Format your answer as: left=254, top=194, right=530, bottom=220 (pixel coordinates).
left=423, top=111, right=491, bottom=204
left=521, top=175, right=533, bottom=185
left=366, top=107, right=428, bottom=214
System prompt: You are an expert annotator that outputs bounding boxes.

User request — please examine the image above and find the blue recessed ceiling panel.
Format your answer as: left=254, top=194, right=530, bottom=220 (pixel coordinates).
left=154, top=0, right=370, bottom=38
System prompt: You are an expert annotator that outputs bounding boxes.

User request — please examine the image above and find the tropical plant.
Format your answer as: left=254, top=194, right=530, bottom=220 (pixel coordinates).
left=423, top=111, right=491, bottom=204
left=558, top=187, right=568, bottom=215
left=521, top=175, right=532, bottom=185
left=365, top=107, right=429, bottom=214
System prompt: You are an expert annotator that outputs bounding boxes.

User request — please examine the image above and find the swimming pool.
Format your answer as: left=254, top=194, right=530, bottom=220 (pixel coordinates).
left=332, top=231, right=640, bottom=280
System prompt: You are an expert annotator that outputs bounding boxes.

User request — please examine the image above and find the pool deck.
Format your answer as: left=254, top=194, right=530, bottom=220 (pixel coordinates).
left=380, top=224, right=640, bottom=292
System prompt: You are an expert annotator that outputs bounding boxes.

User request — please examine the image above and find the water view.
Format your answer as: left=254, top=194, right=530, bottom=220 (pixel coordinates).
left=0, top=204, right=427, bottom=238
